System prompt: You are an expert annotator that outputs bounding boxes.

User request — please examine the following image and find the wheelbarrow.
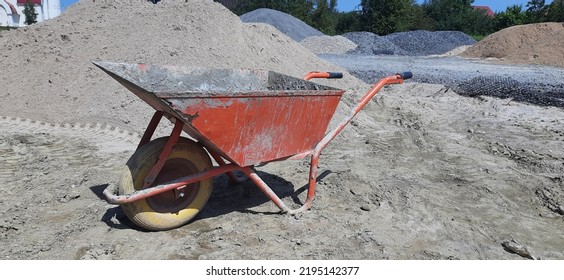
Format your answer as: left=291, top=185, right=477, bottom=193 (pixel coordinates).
left=94, top=61, right=412, bottom=231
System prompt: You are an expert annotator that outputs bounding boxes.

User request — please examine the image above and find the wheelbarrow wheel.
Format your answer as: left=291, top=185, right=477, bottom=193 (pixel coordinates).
left=118, top=137, right=213, bottom=231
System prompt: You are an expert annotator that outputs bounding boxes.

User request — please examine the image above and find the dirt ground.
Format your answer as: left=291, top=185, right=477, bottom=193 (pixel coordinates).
left=0, top=1, right=563, bottom=260
left=1, top=80, right=563, bottom=260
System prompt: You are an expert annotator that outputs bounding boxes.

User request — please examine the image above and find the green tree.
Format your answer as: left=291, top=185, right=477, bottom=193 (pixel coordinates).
left=465, top=7, right=495, bottom=36
left=410, top=4, right=437, bottom=31
left=335, top=11, right=362, bottom=34
left=547, top=0, right=564, bottom=21
left=23, top=0, right=38, bottom=26
left=359, top=0, right=416, bottom=35
left=495, top=5, right=526, bottom=30
left=310, top=0, right=338, bottom=34
left=525, top=0, right=548, bottom=23
left=422, top=0, right=474, bottom=31
left=286, top=0, right=315, bottom=23
left=421, top=0, right=495, bottom=36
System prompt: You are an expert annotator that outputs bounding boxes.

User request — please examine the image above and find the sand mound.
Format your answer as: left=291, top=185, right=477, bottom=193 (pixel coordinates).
left=437, top=45, right=471, bottom=57
left=0, top=0, right=364, bottom=133
left=461, top=22, right=564, bottom=68
left=240, top=8, right=323, bottom=42
left=300, top=35, right=357, bottom=54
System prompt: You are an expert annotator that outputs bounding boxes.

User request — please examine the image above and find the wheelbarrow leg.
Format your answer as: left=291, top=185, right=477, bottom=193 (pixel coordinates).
left=141, top=117, right=184, bottom=188
left=241, top=167, right=292, bottom=213
left=240, top=151, right=322, bottom=214
left=303, top=152, right=322, bottom=213
left=137, top=111, right=164, bottom=150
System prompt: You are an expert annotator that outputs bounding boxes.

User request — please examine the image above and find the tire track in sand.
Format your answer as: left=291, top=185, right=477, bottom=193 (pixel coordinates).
left=0, top=116, right=139, bottom=186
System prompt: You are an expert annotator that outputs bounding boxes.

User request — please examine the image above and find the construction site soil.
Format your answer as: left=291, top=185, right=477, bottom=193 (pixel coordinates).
left=1, top=1, right=563, bottom=260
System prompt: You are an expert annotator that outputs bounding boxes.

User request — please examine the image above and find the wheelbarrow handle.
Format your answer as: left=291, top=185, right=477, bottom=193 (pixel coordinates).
left=304, top=71, right=343, bottom=81
left=315, top=72, right=412, bottom=155
left=397, top=71, right=413, bottom=80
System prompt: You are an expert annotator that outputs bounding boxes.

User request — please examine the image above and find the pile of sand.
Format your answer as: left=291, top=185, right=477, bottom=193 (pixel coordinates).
left=300, top=35, right=357, bottom=54
left=0, top=0, right=365, bottom=133
left=461, top=22, right=564, bottom=68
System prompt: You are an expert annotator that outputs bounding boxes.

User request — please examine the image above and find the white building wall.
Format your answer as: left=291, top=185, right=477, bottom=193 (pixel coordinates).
left=1, top=0, right=61, bottom=27
left=46, top=0, right=61, bottom=19
left=0, top=1, right=14, bottom=26
left=1, top=6, right=8, bottom=26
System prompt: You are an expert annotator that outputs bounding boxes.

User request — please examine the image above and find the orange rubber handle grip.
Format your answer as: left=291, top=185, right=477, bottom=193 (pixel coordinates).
left=304, top=72, right=343, bottom=81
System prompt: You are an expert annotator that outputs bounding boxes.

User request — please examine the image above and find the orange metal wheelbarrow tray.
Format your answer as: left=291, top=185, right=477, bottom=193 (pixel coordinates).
left=94, top=61, right=412, bottom=231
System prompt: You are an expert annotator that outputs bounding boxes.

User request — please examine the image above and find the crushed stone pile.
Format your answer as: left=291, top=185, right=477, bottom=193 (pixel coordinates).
left=343, top=30, right=475, bottom=56
left=343, top=32, right=406, bottom=55
left=461, top=22, right=564, bottom=68
left=384, top=30, right=476, bottom=56
left=0, top=0, right=365, bottom=133
left=240, top=8, right=323, bottom=42
left=300, top=35, right=357, bottom=54
left=322, top=53, right=564, bottom=108
left=454, top=76, right=564, bottom=107
left=238, top=8, right=475, bottom=56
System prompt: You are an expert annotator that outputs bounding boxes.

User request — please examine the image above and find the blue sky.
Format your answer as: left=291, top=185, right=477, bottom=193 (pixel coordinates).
left=61, top=0, right=77, bottom=10
left=61, top=0, right=554, bottom=12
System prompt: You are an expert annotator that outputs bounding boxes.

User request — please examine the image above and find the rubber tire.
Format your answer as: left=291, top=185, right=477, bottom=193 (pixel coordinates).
left=118, top=137, right=213, bottom=231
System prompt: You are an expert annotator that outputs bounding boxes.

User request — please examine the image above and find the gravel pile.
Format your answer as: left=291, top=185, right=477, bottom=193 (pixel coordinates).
left=342, top=30, right=475, bottom=56
left=320, top=54, right=564, bottom=108
left=343, top=32, right=407, bottom=55
left=240, top=8, right=323, bottom=42
left=454, top=76, right=564, bottom=107
left=300, top=35, right=357, bottom=54
left=384, top=30, right=476, bottom=56
left=442, top=31, right=478, bottom=46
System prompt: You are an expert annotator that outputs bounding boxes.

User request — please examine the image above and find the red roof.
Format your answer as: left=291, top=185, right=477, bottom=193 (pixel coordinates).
left=17, top=0, right=41, bottom=4
left=473, top=5, right=495, bottom=17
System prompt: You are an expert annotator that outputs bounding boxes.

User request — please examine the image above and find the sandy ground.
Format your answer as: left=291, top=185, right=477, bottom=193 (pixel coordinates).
left=1, top=79, right=563, bottom=260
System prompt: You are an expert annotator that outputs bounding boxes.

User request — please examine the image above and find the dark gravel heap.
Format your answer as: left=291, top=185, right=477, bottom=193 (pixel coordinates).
left=455, top=76, right=521, bottom=97
left=240, top=8, right=323, bottom=42
left=343, top=32, right=407, bottom=55
left=384, top=30, right=476, bottom=56
left=349, top=70, right=564, bottom=108
left=342, top=30, right=476, bottom=56
left=454, top=76, right=564, bottom=107
left=350, top=69, right=564, bottom=108
left=319, top=54, right=564, bottom=108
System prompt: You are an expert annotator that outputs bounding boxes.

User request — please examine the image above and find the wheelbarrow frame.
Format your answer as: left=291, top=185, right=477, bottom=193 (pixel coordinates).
left=103, top=71, right=412, bottom=214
